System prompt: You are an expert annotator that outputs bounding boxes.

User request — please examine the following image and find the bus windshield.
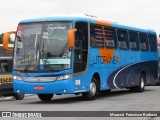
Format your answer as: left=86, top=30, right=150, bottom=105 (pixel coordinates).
left=13, top=21, right=72, bottom=72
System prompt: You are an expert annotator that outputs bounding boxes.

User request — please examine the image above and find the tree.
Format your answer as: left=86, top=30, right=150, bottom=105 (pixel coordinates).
left=0, top=33, right=3, bottom=44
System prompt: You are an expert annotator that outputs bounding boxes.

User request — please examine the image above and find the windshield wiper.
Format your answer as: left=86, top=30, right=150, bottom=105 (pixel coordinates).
left=16, top=35, right=38, bottom=72
left=24, top=35, right=40, bottom=72
left=24, top=46, right=39, bottom=72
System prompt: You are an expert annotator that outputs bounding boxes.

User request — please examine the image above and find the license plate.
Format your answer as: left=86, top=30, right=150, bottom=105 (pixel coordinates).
left=34, top=86, right=44, bottom=90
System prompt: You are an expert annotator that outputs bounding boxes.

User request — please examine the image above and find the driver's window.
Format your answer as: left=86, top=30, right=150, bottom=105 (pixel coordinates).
left=75, top=34, right=83, bottom=63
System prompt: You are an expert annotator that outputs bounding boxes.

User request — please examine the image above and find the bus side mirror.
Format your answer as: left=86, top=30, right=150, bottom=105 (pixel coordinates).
left=3, top=31, right=16, bottom=51
left=68, top=29, right=77, bottom=49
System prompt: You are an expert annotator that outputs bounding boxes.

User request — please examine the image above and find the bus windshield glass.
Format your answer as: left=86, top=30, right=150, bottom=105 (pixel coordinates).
left=13, top=21, right=72, bottom=71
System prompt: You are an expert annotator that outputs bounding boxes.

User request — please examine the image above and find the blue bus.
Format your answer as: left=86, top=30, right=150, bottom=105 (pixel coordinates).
left=12, top=14, right=158, bottom=101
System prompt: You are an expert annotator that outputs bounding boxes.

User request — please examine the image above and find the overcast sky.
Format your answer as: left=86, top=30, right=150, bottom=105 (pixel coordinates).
left=1, top=0, right=160, bottom=36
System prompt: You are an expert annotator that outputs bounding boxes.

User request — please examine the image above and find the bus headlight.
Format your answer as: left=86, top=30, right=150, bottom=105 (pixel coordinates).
left=13, top=76, right=23, bottom=81
left=56, top=74, right=71, bottom=80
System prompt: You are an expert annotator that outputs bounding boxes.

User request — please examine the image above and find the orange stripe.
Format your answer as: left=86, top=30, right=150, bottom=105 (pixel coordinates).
left=95, top=20, right=112, bottom=27
left=18, top=71, right=26, bottom=75
left=98, top=48, right=114, bottom=64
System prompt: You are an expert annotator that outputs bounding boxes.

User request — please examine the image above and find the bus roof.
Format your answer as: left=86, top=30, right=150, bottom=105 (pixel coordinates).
left=19, top=14, right=156, bottom=34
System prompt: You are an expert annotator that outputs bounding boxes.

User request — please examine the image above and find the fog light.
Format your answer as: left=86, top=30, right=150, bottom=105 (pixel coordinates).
left=64, top=89, right=66, bottom=93
left=16, top=89, right=20, bottom=93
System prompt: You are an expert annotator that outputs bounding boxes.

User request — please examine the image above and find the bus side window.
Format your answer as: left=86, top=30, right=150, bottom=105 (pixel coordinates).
left=90, top=24, right=117, bottom=49
left=104, top=27, right=117, bottom=49
left=139, top=33, right=149, bottom=51
left=117, top=29, right=129, bottom=50
left=90, top=24, right=104, bottom=48
left=148, top=34, right=157, bottom=52
left=129, top=31, right=139, bottom=50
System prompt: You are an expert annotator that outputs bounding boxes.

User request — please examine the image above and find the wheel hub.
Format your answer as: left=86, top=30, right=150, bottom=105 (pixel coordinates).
left=90, top=82, right=96, bottom=96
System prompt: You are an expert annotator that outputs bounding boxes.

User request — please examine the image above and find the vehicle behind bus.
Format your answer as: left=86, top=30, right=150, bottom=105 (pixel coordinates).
left=0, top=32, right=24, bottom=100
left=0, top=57, right=24, bottom=99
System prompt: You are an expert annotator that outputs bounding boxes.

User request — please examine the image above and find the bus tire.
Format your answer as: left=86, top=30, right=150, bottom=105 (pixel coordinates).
left=82, top=77, right=98, bottom=100
left=14, top=93, right=24, bottom=100
left=130, top=74, right=145, bottom=92
left=136, top=73, right=145, bottom=92
left=38, top=94, right=53, bottom=101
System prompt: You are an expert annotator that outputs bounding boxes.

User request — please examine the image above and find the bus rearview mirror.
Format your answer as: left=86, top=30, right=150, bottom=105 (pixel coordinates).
left=68, top=29, right=77, bottom=49
left=3, top=31, right=16, bottom=51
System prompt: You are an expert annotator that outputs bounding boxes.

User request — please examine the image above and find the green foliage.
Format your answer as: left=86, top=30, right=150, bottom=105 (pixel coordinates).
left=0, top=33, right=14, bottom=44
left=9, top=40, right=14, bottom=44
left=0, top=33, right=3, bottom=44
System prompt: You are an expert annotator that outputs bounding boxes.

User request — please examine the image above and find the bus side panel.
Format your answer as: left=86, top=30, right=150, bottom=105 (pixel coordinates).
left=89, top=48, right=158, bottom=90
left=107, top=61, right=158, bottom=89
left=89, top=49, right=128, bottom=90
left=145, top=61, right=158, bottom=85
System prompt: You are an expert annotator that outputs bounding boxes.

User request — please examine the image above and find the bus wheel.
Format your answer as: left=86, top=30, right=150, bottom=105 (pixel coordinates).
left=14, top=93, right=24, bottom=100
left=82, top=77, right=98, bottom=100
left=130, top=74, right=145, bottom=92
left=136, top=74, right=145, bottom=92
left=38, top=94, right=53, bottom=101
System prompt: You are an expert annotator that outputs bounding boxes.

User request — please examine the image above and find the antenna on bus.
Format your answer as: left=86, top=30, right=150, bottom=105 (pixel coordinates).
left=84, top=14, right=116, bottom=23
left=84, top=14, right=98, bottom=18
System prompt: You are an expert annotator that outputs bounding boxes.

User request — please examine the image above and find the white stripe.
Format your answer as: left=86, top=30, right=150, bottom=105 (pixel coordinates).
left=113, top=63, right=136, bottom=89
left=75, top=90, right=87, bottom=93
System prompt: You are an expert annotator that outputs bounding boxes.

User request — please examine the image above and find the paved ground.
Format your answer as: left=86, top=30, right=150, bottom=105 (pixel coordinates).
left=0, top=86, right=160, bottom=120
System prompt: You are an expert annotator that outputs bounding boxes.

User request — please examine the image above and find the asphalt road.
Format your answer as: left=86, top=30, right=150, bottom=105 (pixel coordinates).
left=0, top=86, right=160, bottom=120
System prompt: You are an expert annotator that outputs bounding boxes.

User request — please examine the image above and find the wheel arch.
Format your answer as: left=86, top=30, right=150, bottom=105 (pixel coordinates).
left=92, top=72, right=101, bottom=91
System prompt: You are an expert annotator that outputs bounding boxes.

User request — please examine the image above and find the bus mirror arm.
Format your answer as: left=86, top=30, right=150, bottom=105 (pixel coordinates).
left=68, top=29, right=77, bottom=49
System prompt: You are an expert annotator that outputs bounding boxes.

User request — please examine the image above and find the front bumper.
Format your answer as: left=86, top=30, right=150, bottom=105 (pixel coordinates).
left=13, top=78, right=75, bottom=94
